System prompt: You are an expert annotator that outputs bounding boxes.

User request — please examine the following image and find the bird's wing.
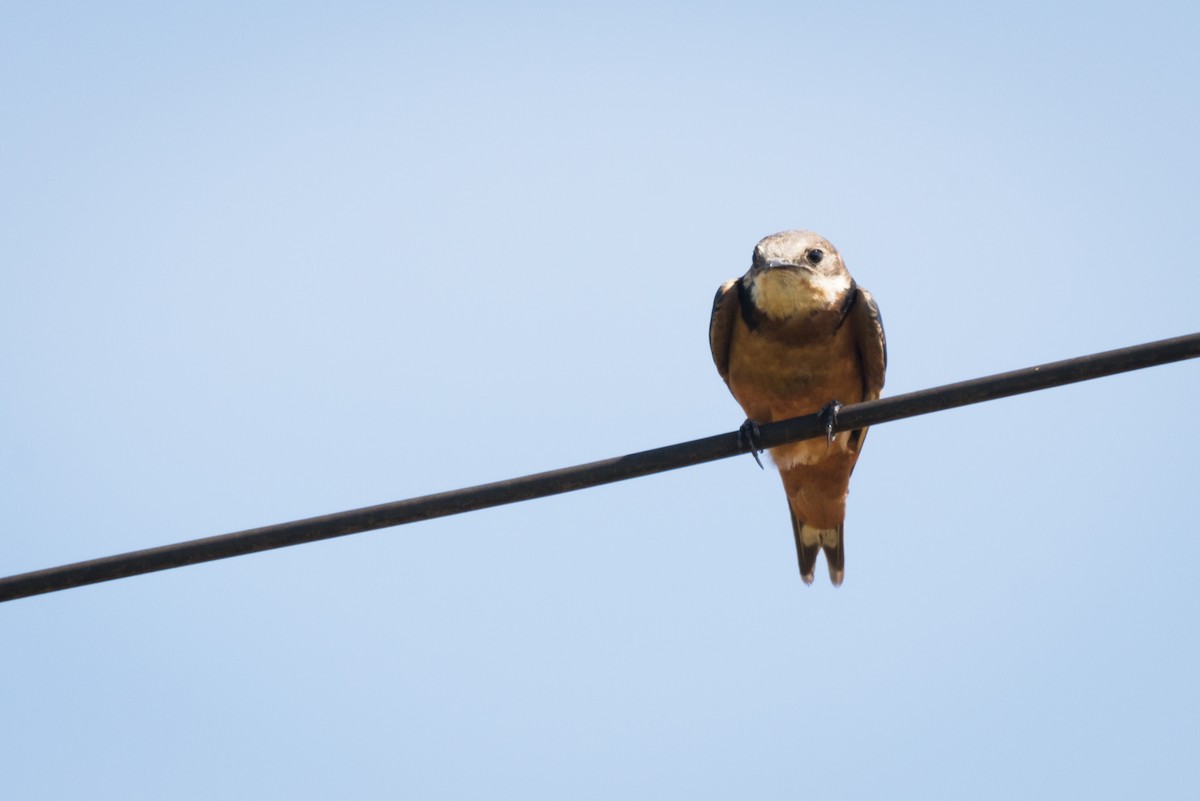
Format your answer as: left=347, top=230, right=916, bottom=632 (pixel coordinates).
left=844, top=285, right=886, bottom=454
left=850, top=285, right=887, bottom=402
left=708, top=279, right=740, bottom=384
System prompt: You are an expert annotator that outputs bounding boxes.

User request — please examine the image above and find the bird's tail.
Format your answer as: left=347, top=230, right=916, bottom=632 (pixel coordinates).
left=789, top=513, right=845, bottom=586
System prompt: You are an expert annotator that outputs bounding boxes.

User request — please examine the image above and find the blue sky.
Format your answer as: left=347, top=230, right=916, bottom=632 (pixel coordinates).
left=3, top=2, right=1198, bottom=798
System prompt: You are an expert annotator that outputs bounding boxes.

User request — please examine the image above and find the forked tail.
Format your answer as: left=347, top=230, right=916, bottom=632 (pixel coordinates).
left=789, top=512, right=845, bottom=586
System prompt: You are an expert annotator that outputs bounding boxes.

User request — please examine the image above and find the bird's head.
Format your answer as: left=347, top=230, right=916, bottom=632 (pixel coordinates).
left=744, top=230, right=852, bottom=319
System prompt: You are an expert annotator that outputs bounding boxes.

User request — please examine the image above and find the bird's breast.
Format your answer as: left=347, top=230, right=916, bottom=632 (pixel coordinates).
left=725, top=313, right=864, bottom=425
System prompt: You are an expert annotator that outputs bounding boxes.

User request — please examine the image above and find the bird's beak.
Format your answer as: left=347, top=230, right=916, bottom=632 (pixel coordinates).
left=766, top=259, right=808, bottom=271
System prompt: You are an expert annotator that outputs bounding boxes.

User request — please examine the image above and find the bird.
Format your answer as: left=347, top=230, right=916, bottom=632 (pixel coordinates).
left=709, top=230, right=886, bottom=585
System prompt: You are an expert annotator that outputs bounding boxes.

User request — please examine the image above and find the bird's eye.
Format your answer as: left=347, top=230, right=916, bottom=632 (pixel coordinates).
left=806, top=249, right=824, bottom=265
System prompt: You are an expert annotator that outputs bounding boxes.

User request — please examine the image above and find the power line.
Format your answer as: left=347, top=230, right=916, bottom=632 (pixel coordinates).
left=2, top=331, right=1197, bottom=604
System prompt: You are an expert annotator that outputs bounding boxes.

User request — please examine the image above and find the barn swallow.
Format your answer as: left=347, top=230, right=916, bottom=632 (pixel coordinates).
left=709, top=230, right=886, bottom=585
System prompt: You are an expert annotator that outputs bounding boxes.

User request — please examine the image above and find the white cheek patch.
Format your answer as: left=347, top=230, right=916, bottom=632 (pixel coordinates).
left=811, top=271, right=852, bottom=306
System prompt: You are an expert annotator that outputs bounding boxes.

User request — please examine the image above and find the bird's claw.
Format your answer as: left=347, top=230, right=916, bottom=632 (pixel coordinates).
left=818, top=401, right=843, bottom=447
left=738, top=419, right=765, bottom=469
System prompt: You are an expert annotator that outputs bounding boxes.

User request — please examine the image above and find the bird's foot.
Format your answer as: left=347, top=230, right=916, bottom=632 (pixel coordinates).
left=737, top=418, right=765, bottom=469
left=818, top=401, right=843, bottom=447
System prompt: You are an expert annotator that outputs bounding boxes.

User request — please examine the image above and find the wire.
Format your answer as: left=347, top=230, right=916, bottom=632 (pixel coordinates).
left=2, top=331, right=1197, bottom=604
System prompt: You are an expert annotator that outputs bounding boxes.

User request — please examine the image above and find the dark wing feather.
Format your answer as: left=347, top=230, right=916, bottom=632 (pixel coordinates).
left=708, top=279, right=740, bottom=384
left=851, top=286, right=886, bottom=402
left=846, top=286, right=886, bottom=453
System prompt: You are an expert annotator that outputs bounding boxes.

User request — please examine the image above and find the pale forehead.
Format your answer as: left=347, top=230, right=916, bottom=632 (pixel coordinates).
left=754, top=229, right=836, bottom=259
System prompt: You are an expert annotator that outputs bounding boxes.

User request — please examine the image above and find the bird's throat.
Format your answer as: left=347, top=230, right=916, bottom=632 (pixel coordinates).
left=748, top=269, right=851, bottom=320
